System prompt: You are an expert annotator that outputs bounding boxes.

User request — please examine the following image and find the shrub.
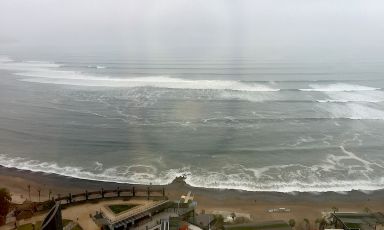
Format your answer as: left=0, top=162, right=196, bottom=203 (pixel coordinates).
left=0, top=188, right=12, bottom=225
left=289, top=219, right=296, bottom=228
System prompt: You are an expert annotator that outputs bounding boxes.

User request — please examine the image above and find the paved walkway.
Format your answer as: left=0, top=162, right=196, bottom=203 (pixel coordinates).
left=0, top=199, right=151, bottom=230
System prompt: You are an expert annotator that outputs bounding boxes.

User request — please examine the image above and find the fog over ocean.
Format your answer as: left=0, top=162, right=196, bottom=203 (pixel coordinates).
left=1, top=52, right=384, bottom=192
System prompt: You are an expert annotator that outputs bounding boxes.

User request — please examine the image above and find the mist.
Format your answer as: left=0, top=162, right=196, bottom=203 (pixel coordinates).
left=1, top=0, right=384, bottom=59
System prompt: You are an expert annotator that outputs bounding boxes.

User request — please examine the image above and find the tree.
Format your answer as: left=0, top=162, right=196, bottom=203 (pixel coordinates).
left=289, top=219, right=296, bottom=228
left=27, top=184, right=31, bottom=201
left=230, top=212, right=236, bottom=221
left=315, top=218, right=327, bottom=230
left=37, top=187, right=41, bottom=202
left=234, top=217, right=251, bottom=224
left=213, top=215, right=224, bottom=230
left=0, top=188, right=12, bottom=225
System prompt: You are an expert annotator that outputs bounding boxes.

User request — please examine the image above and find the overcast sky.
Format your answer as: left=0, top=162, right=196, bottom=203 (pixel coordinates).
left=1, top=0, right=384, bottom=58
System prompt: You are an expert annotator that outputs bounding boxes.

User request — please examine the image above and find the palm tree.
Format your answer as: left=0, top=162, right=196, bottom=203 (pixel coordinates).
left=27, top=184, right=31, bottom=201
left=230, top=212, right=236, bottom=221
left=303, top=218, right=310, bottom=230
left=37, top=188, right=41, bottom=202
left=0, top=188, right=12, bottom=225
left=331, top=206, right=339, bottom=213
left=289, top=219, right=296, bottom=228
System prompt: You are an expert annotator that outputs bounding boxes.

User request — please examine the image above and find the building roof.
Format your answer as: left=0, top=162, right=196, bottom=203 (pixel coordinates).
left=195, top=214, right=214, bottom=227
left=101, top=200, right=171, bottom=226
left=332, top=212, right=384, bottom=230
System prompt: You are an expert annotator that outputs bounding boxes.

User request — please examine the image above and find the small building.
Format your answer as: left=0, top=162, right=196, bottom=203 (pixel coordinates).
left=162, top=217, right=202, bottom=230
left=95, top=199, right=196, bottom=230
left=331, top=212, right=384, bottom=230
left=100, top=200, right=172, bottom=229
left=195, top=214, right=214, bottom=229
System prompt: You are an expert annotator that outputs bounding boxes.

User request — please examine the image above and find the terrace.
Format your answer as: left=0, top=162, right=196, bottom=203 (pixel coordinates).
left=332, top=212, right=384, bottom=230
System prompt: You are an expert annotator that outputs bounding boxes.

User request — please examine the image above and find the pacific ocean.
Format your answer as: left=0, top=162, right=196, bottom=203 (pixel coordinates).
left=1, top=53, right=384, bottom=192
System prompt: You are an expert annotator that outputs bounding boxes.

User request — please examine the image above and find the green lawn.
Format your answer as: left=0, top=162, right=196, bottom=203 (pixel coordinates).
left=108, top=204, right=138, bottom=214
left=225, top=223, right=290, bottom=230
left=18, top=219, right=82, bottom=230
left=72, top=224, right=83, bottom=230
left=18, top=223, right=40, bottom=230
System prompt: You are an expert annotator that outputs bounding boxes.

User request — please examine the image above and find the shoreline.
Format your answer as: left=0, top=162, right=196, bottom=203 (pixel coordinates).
left=2, top=165, right=384, bottom=196
left=2, top=165, right=384, bottom=224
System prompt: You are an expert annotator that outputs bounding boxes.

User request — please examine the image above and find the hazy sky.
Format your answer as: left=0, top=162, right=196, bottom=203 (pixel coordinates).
left=1, top=0, right=384, bottom=58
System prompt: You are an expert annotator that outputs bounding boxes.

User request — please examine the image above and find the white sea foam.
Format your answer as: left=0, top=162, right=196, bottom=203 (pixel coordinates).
left=0, top=154, right=184, bottom=185
left=0, top=58, right=61, bottom=71
left=218, top=91, right=278, bottom=102
left=300, top=83, right=380, bottom=92
left=0, top=57, right=278, bottom=92
left=317, top=90, right=384, bottom=103
left=21, top=76, right=280, bottom=92
left=312, top=83, right=384, bottom=119
left=2, top=151, right=384, bottom=193
left=93, top=161, right=104, bottom=171
left=321, top=103, right=384, bottom=120
left=317, top=98, right=382, bottom=103
left=87, top=65, right=107, bottom=69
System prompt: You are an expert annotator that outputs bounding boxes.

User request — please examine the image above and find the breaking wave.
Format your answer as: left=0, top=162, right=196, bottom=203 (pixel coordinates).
left=320, top=103, right=384, bottom=120
left=2, top=148, right=384, bottom=193
left=21, top=76, right=280, bottom=92
left=317, top=100, right=383, bottom=103
left=300, top=83, right=380, bottom=92
left=0, top=56, right=278, bottom=91
left=87, top=65, right=107, bottom=69
left=0, top=154, right=183, bottom=185
left=1, top=56, right=383, bottom=95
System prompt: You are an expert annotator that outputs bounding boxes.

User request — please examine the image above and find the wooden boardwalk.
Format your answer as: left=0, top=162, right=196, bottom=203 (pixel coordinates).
left=54, top=186, right=166, bottom=205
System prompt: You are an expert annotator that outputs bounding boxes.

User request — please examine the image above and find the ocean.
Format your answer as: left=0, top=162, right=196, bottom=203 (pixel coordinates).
left=1, top=52, right=384, bottom=192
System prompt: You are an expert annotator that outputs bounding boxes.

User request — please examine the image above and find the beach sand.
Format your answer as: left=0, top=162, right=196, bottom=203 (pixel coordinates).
left=1, top=166, right=383, bottom=229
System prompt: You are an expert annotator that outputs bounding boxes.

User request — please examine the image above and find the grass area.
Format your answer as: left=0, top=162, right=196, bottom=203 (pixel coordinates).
left=62, top=219, right=71, bottom=226
left=108, top=204, right=138, bottom=214
left=18, top=223, right=41, bottom=230
left=72, top=224, right=83, bottom=230
left=345, top=223, right=362, bottom=229
left=18, top=219, right=82, bottom=230
left=225, top=223, right=290, bottom=230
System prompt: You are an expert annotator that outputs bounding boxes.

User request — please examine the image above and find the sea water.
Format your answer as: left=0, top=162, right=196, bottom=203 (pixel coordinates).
left=1, top=51, right=384, bottom=192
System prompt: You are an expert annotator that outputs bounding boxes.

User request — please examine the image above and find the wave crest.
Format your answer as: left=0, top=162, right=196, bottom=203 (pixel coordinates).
left=2, top=151, right=384, bottom=193
left=0, top=57, right=279, bottom=91
left=300, top=83, right=380, bottom=92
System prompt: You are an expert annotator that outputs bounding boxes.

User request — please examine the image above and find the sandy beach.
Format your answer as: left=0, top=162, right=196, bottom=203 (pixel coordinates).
left=1, top=165, right=384, bottom=228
